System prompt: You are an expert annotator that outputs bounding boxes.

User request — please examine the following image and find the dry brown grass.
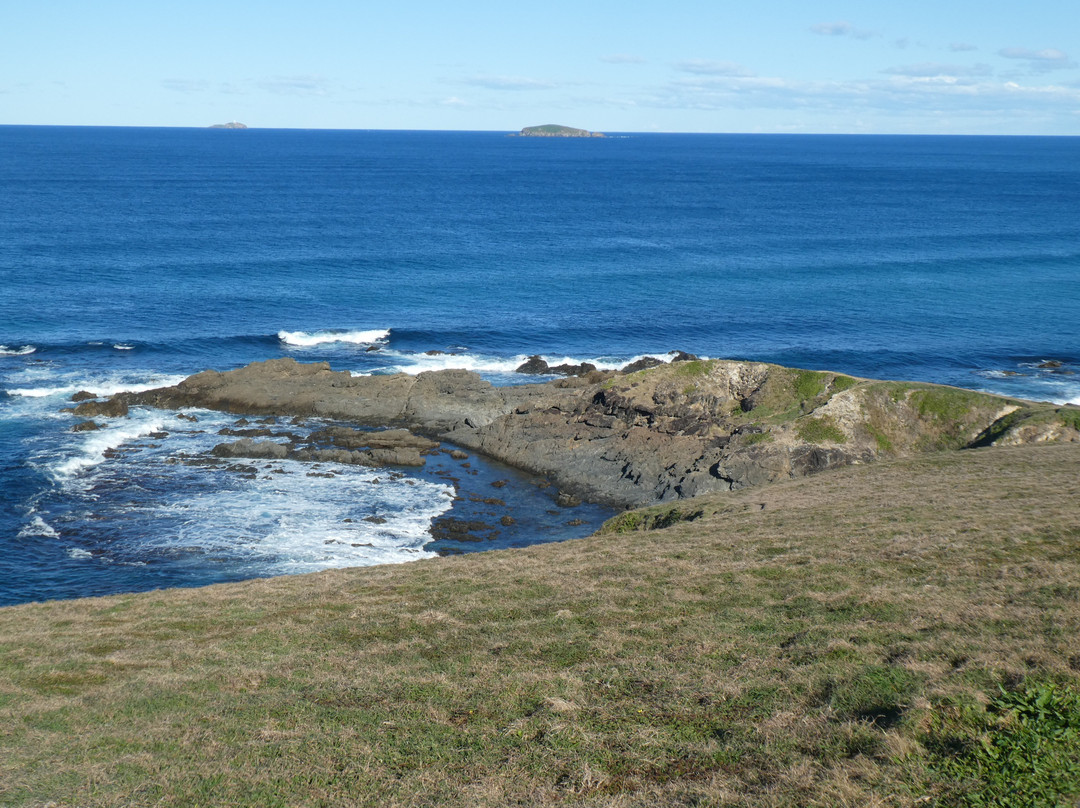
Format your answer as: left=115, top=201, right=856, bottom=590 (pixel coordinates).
left=2, top=443, right=1079, bottom=806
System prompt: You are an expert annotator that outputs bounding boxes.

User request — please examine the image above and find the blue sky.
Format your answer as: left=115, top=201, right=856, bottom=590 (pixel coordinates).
left=3, top=0, right=1078, bottom=133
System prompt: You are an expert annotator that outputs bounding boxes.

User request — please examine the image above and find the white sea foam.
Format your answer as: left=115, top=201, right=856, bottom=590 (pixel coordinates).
left=5, top=374, right=185, bottom=400
left=18, top=516, right=60, bottom=539
left=113, top=344, right=134, bottom=351
left=146, top=457, right=451, bottom=571
left=370, top=350, right=674, bottom=377
left=278, top=328, right=390, bottom=347
left=51, top=414, right=165, bottom=481
left=7, top=386, right=77, bottom=398
left=0, top=344, right=36, bottom=356
left=67, top=548, right=93, bottom=559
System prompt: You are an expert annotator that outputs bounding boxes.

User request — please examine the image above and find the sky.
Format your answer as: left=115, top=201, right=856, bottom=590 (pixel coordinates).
left=2, top=1, right=1078, bottom=134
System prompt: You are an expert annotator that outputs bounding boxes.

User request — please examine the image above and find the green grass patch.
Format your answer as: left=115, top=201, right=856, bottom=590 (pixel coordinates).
left=866, top=425, right=894, bottom=453
left=825, top=664, right=921, bottom=727
left=830, top=374, right=857, bottom=393
left=926, top=682, right=1080, bottom=807
left=673, top=359, right=714, bottom=379
left=792, top=369, right=827, bottom=401
left=741, top=431, right=773, bottom=446
left=797, top=416, right=847, bottom=444
left=1058, top=407, right=1080, bottom=431
left=911, top=387, right=986, bottom=421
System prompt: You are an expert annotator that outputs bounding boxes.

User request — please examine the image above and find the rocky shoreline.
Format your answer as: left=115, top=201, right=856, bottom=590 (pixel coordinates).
left=72, top=355, right=1080, bottom=512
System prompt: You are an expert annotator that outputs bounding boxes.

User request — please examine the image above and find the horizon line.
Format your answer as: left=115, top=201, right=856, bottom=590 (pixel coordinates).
left=0, top=123, right=1075, bottom=137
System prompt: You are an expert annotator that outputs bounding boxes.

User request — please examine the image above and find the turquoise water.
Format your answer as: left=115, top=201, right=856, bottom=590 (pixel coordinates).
left=2, top=127, right=1078, bottom=604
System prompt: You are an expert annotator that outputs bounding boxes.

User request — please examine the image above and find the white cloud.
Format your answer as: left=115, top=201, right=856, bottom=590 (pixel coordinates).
left=601, top=54, right=646, bottom=65
left=998, top=47, right=1076, bottom=71
left=643, top=71, right=1080, bottom=119
left=810, top=21, right=876, bottom=40
left=256, top=76, right=331, bottom=96
left=882, top=63, right=993, bottom=78
left=673, top=59, right=755, bottom=77
left=461, top=75, right=557, bottom=91
left=950, top=43, right=978, bottom=53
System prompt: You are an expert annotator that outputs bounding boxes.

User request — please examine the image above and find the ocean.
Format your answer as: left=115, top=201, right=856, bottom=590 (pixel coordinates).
left=2, top=126, right=1078, bottom=607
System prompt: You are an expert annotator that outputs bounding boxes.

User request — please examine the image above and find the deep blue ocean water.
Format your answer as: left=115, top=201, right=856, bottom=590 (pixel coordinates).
left=2, top=126, right=1078, bottom=606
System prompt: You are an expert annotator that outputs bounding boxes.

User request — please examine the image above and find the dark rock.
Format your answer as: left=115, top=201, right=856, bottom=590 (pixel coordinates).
left=217, top=427, right=279, bottom=438
left=429, top=517, right=498, bottom=542
left=516, top=355, right=550, bottom=374
left=500, top=515, right=516, bottom=526
left=670, top=351, right=699, bottom=363
left=548, top=362, right=597, bottom=376
left=73, top=398, right=129, bottom=418
left=364, top=516, right=387, bottom=524
left=71, top=390, right=98, bottom=402
left=621, top=357, right=664, bottom=373
left=566, top=519, right=586, bottom=526
left=71, top=420, right=102, bottom=432
left=556, top=491, right=582, bottom=507
left=307, top=426, right=437, bottom=452
left=491, top=479, right=508, bottom=488
left=1038, top=360, right=1063, bottom=369
left=211, top=439, right=289, bottom=460
left=177, top=413, right=198, bottom=422
left=469, top=496, right=505, bottom=506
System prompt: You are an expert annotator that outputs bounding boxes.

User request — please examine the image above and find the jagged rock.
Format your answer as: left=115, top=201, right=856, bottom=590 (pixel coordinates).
left=72, top=420, right=102, bottom=432
left=211, top=439, right=289, bottom=460
left=72, top=398, right=129, bottom=418
left=71, top=390, right=98, bottom=402
left=548, top=362, right=597, bottom=376
left=308, top=426, right=437, bottom=452
left=516, top=356, right=550, bottom=374
left=621, top=357, right=664, bottom=373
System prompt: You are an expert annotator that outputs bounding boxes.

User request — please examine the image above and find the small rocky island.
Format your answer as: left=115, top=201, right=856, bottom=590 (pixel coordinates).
left=208, top=121, right=248, bottom=129
left=517, top=124, right=605, bottom=138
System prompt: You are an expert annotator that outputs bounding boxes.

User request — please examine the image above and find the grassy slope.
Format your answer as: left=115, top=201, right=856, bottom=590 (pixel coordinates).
left=2, top=443, right=1079, bottom=807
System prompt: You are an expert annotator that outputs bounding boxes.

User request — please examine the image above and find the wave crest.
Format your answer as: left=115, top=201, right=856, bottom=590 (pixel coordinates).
left=278, top=329, right=390, bottom=347
left=0, top=345, right=36, bottom=356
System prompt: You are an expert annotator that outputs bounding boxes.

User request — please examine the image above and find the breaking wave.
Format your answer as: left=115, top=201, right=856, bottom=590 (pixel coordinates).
left=278, top=328, right=390, bottom=347
left=0, top=345, right=36, bottom=356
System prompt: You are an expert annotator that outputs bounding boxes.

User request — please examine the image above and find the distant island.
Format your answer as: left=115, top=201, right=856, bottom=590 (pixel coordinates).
left=208, top=121, right=248, bottom=129
left=516, top=124, right=605, bottom=138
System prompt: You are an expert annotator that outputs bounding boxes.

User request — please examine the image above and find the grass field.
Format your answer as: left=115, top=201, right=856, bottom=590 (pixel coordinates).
left=2, top=443, right=1079, bottom=807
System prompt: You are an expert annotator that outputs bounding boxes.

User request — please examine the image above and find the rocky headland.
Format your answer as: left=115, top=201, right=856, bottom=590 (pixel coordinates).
left=89, top=356, right=1080, bottom=510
